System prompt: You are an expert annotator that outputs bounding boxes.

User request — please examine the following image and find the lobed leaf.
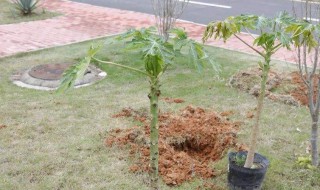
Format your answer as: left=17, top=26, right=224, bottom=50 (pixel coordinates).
left=57, top=45, right=101, bottom=92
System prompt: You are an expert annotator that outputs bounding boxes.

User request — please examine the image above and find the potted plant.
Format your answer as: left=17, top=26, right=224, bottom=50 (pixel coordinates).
left=202, top=12, right=296, bottom=189
left=227, top=151, right=269, bottom=189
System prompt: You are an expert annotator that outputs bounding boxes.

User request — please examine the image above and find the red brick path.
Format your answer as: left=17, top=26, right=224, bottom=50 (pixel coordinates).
left=0, top=0, right=297, bottom=64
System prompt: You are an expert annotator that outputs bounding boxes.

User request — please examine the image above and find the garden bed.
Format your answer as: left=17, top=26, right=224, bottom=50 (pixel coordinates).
left=106, top=105, right=245, bottom=186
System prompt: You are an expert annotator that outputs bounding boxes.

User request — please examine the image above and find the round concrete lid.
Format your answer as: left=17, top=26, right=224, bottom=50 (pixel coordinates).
left=28, top=63, right=72, bottom=81
left=12, top=63, right=107, bottom=90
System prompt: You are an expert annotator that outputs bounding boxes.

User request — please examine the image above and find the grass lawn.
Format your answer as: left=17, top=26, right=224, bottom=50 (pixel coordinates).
left=0, top=0, right=60, bottom=25
left=0, top=37, right=319, bottom=189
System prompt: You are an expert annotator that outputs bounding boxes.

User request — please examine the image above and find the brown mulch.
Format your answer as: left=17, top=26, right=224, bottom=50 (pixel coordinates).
left=229, top=68, right=320, bottom=106
left=106, top=106, right=245, bottom=186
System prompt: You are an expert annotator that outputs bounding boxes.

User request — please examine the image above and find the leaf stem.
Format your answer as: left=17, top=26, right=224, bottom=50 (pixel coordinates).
left=234, top=34, right=265, bottom=58
left=92, top=57, right=151, bottom=77
left=271, top=43, right=283, bottom=53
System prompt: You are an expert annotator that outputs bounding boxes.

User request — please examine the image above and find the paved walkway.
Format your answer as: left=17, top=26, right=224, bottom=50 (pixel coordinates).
left=0, top=0, right=297, bottom=64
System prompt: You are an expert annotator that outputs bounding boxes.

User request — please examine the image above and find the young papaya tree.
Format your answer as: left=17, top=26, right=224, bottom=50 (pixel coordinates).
left=203, top=12, right=296, bottom=168
left=58, top=27, right=214, bottom=189
left=289, top=0, right=320, bottom=166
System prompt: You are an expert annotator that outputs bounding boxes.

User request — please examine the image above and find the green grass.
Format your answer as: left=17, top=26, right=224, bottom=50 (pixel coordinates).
left=0, top=0, right=60, bottom=25
left=0, top=37, right=319, bottom=190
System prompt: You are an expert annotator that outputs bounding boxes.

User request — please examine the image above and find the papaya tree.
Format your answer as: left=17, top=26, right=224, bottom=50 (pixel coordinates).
left=58, top=27, right=214, bottom=189
left=202, top=12, right=296, bottom=168
left=58, top=1, right=213, bottom=189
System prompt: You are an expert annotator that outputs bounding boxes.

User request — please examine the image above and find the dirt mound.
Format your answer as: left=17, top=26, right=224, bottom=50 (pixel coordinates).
left=106, top=106, right=244, bottom=186
left=229, top=68, right=318, bottom=106
left=290, top=71, right=319, bottom=106
left=229, top=67, right=282, bottom=97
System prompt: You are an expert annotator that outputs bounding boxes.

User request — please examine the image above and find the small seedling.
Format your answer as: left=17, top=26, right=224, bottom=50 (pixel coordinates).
left=233, top=153, right=246, bottom=167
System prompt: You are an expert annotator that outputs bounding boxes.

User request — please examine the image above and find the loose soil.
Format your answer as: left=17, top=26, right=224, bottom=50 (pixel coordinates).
left=106, top=106, right=245, bottom=186
left=229, top=67, right=319, bottom=106
left=290, top=72, right=319, bottom=106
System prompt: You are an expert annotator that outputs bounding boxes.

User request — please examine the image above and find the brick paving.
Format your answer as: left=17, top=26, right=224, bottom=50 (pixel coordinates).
left=0, top=0, right=297, bottom=64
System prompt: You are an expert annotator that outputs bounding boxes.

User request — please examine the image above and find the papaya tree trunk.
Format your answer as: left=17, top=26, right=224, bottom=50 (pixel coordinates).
left=306, top=73, right=320, bottom=166
left=308, top=79, right=319, bottom=166
left=310, top=118, right=319, bottom=166
left=149, top=77, right=160, bottom=190
left=244, top=59, right=270, bottom=168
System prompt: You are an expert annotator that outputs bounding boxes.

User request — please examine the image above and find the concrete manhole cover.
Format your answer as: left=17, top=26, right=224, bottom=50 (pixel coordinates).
left=11, top=63, right=107, bottom=90
left=29, top=63, right=72, bottom=80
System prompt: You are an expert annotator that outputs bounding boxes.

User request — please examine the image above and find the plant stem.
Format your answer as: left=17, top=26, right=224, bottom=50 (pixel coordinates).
left=149, top=77, right=160, bottom=190
left=244, top=57, right=270, bottom=168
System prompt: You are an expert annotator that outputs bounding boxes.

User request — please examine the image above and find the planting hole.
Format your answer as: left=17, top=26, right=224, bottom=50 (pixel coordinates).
left=106, top=105, right=246, bottom=185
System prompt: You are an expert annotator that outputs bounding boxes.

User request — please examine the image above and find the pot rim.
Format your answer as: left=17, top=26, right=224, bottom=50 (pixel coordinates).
left=228, top=151, right=270, bottom=171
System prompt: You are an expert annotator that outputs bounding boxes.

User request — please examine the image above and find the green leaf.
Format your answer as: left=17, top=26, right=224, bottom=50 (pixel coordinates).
left=286, top=20, right=318, bottom=51
left=173, top=39, right=189, bottom=51
left=57, top=45, right=101, bottom=93
left=170, top=28, right=188, bottom=40
left=188, top=42, right=202, bottom=72
left=144, top=54, right=164, bottom=77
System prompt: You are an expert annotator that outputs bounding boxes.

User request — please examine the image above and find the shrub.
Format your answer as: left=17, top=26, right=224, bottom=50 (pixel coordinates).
left=12, top=0, right=40, bottom=15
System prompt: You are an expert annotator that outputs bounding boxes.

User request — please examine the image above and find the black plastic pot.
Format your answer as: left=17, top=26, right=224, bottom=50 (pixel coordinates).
left=228, top=151, right=269, bottom=190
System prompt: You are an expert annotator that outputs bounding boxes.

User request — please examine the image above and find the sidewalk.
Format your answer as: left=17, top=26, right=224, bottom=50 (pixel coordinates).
left=0, top=0, right=296, bottom=64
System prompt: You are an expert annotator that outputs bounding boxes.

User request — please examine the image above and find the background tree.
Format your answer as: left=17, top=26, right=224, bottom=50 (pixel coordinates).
left=290, top=0, right=320, bottom=166
left=151, top=0, right=189, bottom=41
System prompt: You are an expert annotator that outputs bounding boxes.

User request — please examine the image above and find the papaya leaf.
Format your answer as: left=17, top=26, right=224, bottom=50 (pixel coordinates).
left=170, top=28, right=188, bottom=40
left=188, top=42, right=202, bottom=72
left=173, top=38, right=189, bottom=51
left=57, top=45, right=101, bottom=93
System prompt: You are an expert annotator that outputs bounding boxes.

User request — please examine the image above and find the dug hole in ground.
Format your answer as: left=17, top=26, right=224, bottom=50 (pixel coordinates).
left=106, top=103, right=246, bottom=186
